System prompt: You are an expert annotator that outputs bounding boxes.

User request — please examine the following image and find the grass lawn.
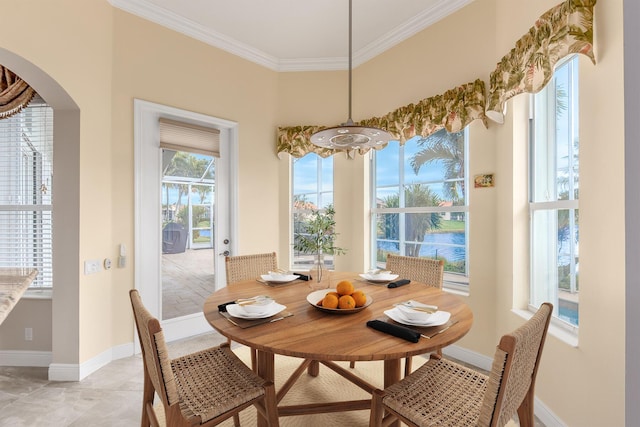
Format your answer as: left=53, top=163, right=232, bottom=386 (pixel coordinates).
left=437, top=220, right=465, bottom=232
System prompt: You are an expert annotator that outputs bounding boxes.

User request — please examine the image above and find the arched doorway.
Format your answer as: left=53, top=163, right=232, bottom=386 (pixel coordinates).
left=0, top=48, right=81, bottom=380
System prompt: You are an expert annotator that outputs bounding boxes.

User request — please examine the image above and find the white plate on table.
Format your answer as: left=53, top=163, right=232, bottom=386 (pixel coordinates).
left=359, top=273, right=399, bottom=283
left=260, top=274, right=298, bottom=283
left=227, top=302, right=286, bottom=319
left=383, top=307, right=450, bottom=327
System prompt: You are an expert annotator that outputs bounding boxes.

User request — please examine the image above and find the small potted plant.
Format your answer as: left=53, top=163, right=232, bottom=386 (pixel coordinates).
left=293, top=205, right=346, bottom=286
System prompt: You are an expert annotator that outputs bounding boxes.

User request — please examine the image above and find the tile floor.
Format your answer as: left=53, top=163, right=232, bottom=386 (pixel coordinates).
left=0, top=332, right=227, bottom=427
left=0, top=331, right=546, bottom=426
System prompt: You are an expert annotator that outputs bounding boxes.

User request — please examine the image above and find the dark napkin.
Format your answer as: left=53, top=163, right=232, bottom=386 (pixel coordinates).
left=293, top=273, right=311, bottom=281
left=366, top=319, right=420, bottom=343
left=388, top=279, right=411, bottom=288
left=217, top=301, right=235, bottom=312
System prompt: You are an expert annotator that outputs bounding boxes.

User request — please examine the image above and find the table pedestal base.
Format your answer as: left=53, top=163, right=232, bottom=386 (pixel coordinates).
left=255, top=350, right=401, bottom=427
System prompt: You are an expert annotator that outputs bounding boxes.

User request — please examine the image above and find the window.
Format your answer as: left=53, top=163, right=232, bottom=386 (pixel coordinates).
left=161, top=150, right=215, bottom=251
left=372, top=130, right=469, bottom=286
left=291, top=154, right=334, bottom=270
left=0, top=97, right=53, bottom=288
left=530, top=56, right=579, bottom=327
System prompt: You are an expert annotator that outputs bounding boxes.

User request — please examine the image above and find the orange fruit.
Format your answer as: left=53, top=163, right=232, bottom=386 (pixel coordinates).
left=351, top=290, right=367, bottom=307
left=327, top=291, right=340, bottom=299
left=322, top=293, right=339, bottom=309
left=338, top=295, right=356, bottom=309
left=336, top=280, right=354, bottom=296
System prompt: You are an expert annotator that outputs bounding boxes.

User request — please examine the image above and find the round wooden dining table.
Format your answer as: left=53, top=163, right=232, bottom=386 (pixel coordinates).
left=203, top=271, right=473, bottom=426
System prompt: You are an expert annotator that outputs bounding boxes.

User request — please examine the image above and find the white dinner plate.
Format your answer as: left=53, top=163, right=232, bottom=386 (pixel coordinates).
left=226, top=302, right=286, bottom=319
left=383, top=307, right=451, bottom=327
left=260, top=274, right=298, bottom=283
left=359, top=273, right=399, bottom=283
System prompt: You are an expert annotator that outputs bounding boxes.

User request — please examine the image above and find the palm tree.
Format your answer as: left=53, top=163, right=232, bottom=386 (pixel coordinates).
left=379, top=184, right=442, bottom=257
left=163, top=151, right=213, bottom=223
left=410, top=129, right=465, bottom=203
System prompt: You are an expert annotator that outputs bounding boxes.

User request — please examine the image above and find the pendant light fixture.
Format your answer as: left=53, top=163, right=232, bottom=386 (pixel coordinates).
left=310, top=0, right=393, bottom=151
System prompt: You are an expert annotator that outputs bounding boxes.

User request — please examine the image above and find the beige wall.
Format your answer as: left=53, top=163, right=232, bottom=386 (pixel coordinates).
left=109, top=10, right=281, bottom=349
left=0, top=0, right=627, bottom=424
left=276, top=1, right=625, bottom=425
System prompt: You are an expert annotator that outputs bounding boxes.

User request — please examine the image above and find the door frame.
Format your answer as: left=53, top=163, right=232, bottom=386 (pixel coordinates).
left=134, top=99, right=238, bottom=342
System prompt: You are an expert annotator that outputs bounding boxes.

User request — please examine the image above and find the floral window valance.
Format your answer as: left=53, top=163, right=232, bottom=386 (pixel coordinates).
left=361, top=79, right=487, bottom=144
left=0, top=65, right=36, bottom=120
left=277, top=79, right=487, bottom=158
left=486, top=0, right=596, bottom=123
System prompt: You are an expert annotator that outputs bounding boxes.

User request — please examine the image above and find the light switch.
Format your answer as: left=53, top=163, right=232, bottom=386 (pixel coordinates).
left=84, top=260, right=100, bottom=275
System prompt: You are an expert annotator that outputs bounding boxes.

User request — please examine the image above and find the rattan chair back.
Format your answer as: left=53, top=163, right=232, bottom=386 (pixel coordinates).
left=370, top=302, right=552, bottom=427
left=479, top=302, right=553, bottom=426
left=129, top=289, right=280, bottom=426
left=385, top=254, right=444, bottom=289
left=225, top=252, right=278, bottom=285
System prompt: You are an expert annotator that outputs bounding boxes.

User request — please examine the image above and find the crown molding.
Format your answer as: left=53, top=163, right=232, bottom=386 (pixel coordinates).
left=109, top=0, right=280, bottom=70
left=109, top=0, right=474, bottom=72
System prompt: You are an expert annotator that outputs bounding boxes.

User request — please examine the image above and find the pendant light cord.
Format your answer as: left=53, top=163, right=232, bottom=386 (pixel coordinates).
left=347, top=0, right=353, bottom=124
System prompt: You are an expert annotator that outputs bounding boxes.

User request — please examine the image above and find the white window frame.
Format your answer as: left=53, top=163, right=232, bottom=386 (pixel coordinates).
left=291, top=154, right=334, bottom=270
left=529, top=55, right=580, bottom=330
left=0, top=99, right=53, bottom=289
left=370, top=130, right=470, bottom=289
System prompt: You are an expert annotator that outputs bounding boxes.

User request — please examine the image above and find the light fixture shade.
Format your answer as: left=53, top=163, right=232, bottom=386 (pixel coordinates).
left=310, top=119, right=393, bottom=149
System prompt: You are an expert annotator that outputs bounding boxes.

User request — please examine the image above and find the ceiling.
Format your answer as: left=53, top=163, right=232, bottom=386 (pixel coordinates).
left=109, top=0, right=474, bottom=72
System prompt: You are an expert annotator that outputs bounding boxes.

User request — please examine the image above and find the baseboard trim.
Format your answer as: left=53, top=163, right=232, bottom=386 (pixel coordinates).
left=0, top=350, right=52, bottom=367
left=443, top=343, right=493, bottom=371
left=48, top=342, right=135, bottom=381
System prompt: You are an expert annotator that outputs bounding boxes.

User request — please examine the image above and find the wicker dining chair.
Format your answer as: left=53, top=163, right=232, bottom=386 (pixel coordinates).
left=369, top=302, right=553, bottom=427
left=351, top=254, right=445, bottom=372
left=224, top=252, right=278, bottom=371
left=129, top=290, right=280, bottom=427
left=225, top=252, right=278, bottom=285
left=385, top=254, right=444, bottom=289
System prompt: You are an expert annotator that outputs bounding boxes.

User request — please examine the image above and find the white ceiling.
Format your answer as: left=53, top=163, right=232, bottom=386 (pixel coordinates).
left=109, top=0, right=474, bottom=71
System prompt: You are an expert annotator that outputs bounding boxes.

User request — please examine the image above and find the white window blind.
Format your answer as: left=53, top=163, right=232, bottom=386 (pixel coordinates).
left=159, top=118, right=220, bottom=157
left=0, top=98, right=53, bottom=288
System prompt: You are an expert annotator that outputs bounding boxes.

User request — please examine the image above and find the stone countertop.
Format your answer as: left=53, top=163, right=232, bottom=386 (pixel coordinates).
left=0, top=268, right=38, bottom=325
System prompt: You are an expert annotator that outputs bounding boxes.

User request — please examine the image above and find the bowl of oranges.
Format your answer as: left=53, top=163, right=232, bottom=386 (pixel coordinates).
left=306, top=280, right=372, bottom=314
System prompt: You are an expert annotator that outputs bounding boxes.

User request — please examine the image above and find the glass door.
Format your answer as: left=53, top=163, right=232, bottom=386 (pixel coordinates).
left=161, top=149, right=216, bottom=320
left=134, top=99, right=235, bottom=342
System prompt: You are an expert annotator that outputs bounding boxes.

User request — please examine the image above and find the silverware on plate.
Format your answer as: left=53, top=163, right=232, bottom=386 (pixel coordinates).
left=235, top=295, right=271, bottom=305
left=394, top=301, right=439, bottom=313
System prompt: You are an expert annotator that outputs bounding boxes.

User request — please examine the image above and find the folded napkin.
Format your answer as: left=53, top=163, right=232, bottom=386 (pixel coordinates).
left=366, top=319, right=420, bottom=343
left=388, top=279, right=411, bottom=288
left=218, top=301, right=235, bottom=312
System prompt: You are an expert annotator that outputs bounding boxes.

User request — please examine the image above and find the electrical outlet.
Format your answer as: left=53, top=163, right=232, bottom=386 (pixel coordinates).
left=25, top=327, right=33, bottom=341
left=84, top=260, right=101, bottom=275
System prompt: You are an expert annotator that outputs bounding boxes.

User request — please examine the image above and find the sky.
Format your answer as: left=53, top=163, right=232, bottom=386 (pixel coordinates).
left=293, top=135, right=459, bottom=206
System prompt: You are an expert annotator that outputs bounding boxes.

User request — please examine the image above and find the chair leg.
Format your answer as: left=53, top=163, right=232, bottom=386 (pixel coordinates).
left=350, top=361, right=356, bottom=368
left=369, top=389, right=386, bottom=427
left=516, top=388, right=535, bottom=427
left=263, top=382, right=280, bottom=426
left=141, top=369, right=155, bottom=427
left=233, top=413, right=241, bottom=427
